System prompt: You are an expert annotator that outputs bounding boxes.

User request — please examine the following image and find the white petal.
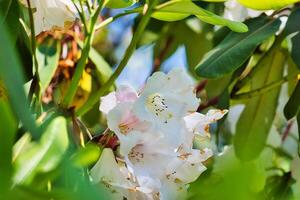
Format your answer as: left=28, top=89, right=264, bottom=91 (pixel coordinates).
left=99, top=92, right=117, bottom=114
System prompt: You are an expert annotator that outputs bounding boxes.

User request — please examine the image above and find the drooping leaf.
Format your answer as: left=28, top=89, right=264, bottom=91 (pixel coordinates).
left=284, top=81, right=300, bottom=120
left=195, top=16, right=281, bottom=78
left=37, top=38, right=61, bottom=93
left=0, top=15, right=39, bottom=138
left=152, top=0, right=248, bottom=32
left=238, top=0, right=300, bottom=10
left=234, top=40, right=286, bottom=161
left=13, top=117, right=69, bottom=185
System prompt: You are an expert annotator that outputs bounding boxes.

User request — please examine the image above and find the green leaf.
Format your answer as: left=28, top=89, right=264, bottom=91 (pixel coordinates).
left=238, top=0, right=300, bottom=10
left=13, top=117, right=69, bottom=185
left=234, top=41, right=286, bottom=161
left=189, top=147, right=266, bottom=200
left=105, top=0, right=135, bottom=8
left=37, top=38, right=61, bottom=93
left=152, top=0, right=248, bottom=33
left=0, top=100, right=17, bottom=192
left=195, top=17, right=281, bottom=78
left=0, top=15, right=39, bottom=138
left=284, top=81, right=300, bottom=120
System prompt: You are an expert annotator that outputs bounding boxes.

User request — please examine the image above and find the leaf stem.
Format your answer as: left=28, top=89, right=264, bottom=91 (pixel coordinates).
left=232, top=75, right=299, bottom=100
left=26, top=0, right=40, bottom=101
left=76, top=0, right=159, bottom=116
left=94, top=10, right=138, bottom=31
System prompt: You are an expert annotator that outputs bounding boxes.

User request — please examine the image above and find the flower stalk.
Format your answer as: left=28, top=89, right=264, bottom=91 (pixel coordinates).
left=62, top=0, right=105, bottom=108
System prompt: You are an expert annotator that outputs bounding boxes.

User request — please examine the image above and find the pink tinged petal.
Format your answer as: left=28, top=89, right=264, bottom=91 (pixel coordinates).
left=116, top=85, right=138, bottom=102
left=107, top=103, right=151, bottom=138
left=100, top=85, right=138, bottom=115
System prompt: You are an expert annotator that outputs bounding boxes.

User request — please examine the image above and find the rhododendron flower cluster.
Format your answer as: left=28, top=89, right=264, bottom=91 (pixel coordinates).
left=91, top=69, right=227, bottom=200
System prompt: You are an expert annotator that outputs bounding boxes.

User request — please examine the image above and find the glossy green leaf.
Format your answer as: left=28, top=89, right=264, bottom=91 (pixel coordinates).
left=284, top=81, right=300, bottom=120
left=195, top=17, right=281, bottom=78
left=234, top=42, right=286, bottom=161
left=152, top=0, right=248, bottom=32
left=37, top=39, right=61, bottom=93
left=13, top=117, right=69, bottom=185
left=238, top=0, right=299, bottom=10
left=0, top=16, right=39, bottom=138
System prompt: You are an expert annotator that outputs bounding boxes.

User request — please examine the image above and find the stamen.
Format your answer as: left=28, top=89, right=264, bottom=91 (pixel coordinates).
left=146, top=93, right=173, bottom=123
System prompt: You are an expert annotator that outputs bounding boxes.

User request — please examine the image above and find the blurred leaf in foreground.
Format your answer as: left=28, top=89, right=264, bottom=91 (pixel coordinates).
left=13, top=117, right=69, bottom=185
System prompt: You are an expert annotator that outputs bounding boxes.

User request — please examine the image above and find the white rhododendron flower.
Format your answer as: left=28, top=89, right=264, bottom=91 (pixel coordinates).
left=90, top=148, right=154, bottom=200
left=20, top=0, right=79, bottom=35
left=92, top=68, right=228, bottom=199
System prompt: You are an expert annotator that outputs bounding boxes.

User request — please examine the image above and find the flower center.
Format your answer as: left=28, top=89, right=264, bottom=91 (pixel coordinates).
left=128, top=144, right=145, bottom=164
left=146, top=93, right=172, bottom=123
